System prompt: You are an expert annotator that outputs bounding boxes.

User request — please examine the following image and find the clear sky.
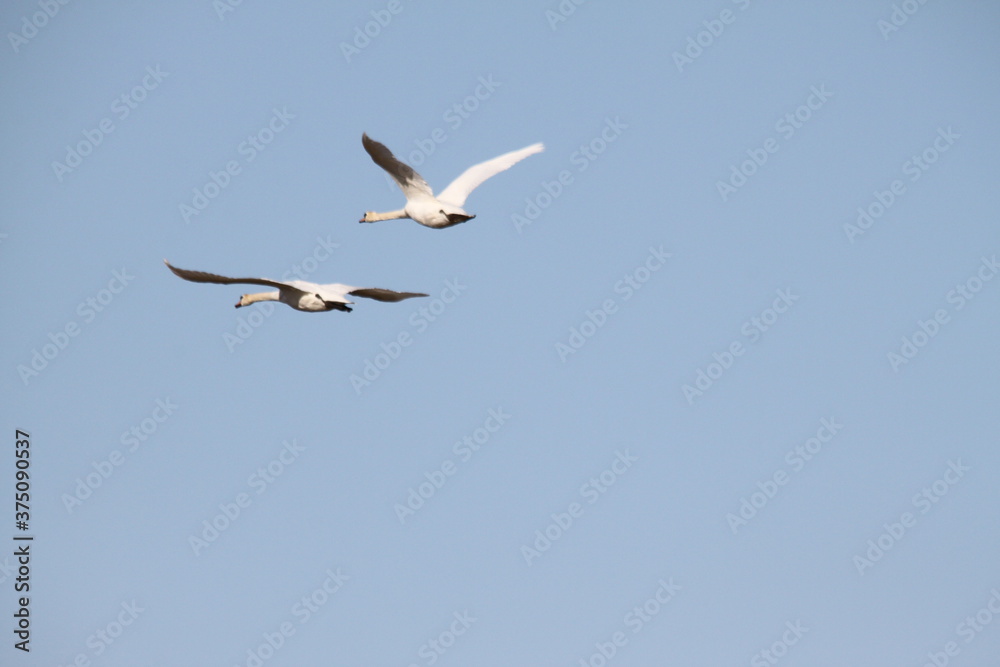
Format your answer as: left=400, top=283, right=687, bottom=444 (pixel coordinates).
left=3, top=1, right=1000, bottom=665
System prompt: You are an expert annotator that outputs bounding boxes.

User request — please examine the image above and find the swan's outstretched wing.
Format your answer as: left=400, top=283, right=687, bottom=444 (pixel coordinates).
left=437, top=142, right=544, bottom=207
left=164, top=260, right=289, bottom=290
left=362, top=133, right=433, bottom=199
left=335, top=285, right=428, bottom=302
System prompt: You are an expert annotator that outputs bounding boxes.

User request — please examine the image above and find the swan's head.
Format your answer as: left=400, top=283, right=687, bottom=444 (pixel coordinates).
left=235, top=295, right=249, bottom=308
left=359, top=212, right=374, bottom=223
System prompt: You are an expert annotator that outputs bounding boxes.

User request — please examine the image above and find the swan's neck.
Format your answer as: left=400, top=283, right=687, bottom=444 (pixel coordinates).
left=243, top=291, right=280, bottom=305
left=366, top=209, right=408, bottom=222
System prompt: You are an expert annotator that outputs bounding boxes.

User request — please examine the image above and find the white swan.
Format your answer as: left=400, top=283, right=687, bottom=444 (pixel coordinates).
left=360, top=133, right=544, bottom=229
left=164, top=260, right=427, bottom=312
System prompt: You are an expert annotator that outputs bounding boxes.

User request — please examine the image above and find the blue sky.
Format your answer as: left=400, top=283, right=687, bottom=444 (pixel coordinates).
left=3, top=1, right=1000, bottom=665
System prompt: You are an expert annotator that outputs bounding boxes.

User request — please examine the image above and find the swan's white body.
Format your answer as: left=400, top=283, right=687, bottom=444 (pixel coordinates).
left=164, top=260, right=427, bottom=312
left=360, top=133, right=544, bottom=229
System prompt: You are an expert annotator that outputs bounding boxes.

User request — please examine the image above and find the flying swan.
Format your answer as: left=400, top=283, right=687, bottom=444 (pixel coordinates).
left=164, top=260, right=427, bottom=312
left=360, top=133, right=544, bottom=229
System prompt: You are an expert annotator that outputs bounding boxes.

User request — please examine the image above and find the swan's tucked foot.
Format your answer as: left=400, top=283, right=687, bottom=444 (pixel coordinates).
left=327, top=302, right=353, bottom=312
left=448, top=213, right=475, bottom=225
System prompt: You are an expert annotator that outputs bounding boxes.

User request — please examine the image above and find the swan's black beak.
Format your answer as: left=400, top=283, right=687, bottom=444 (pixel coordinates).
left=234, top=300, right=243, bottom=308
